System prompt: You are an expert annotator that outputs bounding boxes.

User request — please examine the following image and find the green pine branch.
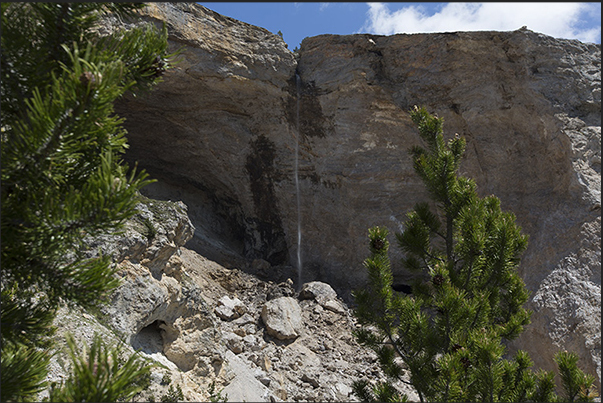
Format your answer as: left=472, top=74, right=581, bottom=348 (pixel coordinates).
left=47, top=334, right=152, bottom=402
left=1, top=3, right=178, bottom=401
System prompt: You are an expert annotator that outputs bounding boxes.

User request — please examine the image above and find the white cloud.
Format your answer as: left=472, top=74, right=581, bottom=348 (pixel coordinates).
left=363, top=2, right=601, bottom=43
left=319, top=3, right=331, bottom=12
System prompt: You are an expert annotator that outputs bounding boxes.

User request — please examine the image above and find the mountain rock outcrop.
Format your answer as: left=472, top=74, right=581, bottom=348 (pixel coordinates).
left=111, top=2, right=600, bottom=391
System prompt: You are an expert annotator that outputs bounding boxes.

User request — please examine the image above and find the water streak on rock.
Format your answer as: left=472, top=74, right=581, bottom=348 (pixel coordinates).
left=295, top=73, right=303, bottom=288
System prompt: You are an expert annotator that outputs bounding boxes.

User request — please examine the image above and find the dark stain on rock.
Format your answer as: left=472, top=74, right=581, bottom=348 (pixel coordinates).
left=286, top=74, right=333, bottom=139
left=367, top=47, right=388, bottom=84
left=450, top=103, right=461, bottom=115
left=245, top=135, right=288, bottom=265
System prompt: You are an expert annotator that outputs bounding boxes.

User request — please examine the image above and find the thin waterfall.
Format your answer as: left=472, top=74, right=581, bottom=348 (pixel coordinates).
left=295, top=73, right=302, bottom=287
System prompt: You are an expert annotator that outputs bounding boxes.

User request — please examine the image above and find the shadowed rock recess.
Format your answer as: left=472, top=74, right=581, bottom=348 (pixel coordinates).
left=55, top=2, right=599, bottom=400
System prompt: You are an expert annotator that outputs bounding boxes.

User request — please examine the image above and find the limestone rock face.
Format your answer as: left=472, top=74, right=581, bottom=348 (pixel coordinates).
left=114, top=2, right=297, bottom=268
left=83, top=196, right=194, bottom=277
left=113, top=3, right=600, bottom=390
left=94, top=198, right=229, bottom=381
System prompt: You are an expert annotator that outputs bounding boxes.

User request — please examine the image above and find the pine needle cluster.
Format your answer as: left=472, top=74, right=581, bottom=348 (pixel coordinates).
left=47, top=334, right=152, bottom=402
left=352, top=106, right=598, bottom=402
left=1, top=3, right=177, bottom=401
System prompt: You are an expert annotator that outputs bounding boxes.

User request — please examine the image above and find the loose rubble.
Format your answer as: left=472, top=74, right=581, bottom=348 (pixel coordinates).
left=190, top=247, right=419, bottom=402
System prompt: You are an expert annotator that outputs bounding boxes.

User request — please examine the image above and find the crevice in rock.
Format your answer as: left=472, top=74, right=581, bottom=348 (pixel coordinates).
left=132, top=320, right=166, bottom=355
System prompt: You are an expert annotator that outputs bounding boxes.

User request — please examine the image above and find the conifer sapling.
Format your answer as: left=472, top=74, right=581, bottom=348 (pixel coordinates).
left=352, top=106, right=598, bottom=402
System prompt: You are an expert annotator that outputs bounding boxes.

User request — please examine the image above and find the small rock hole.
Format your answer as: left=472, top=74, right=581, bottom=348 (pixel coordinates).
left=132, top=320, right=166, bottom=354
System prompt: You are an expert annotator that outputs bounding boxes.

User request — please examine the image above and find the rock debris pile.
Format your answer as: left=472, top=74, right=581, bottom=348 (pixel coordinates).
left=186, top=252, right=419, bottom=402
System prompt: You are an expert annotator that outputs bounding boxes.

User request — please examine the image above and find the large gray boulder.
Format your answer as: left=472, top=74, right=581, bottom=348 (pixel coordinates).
left=299, top=281, right=337, bottom=303
left=261, top=297, right=303, bottom=340
left=299, top=281, right=345, bottom=314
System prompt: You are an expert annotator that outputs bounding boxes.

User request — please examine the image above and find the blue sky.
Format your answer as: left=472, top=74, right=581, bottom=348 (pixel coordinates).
left=200, top=2, right=601, bottom=49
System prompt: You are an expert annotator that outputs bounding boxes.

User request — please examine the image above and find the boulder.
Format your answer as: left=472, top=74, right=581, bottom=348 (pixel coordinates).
left=301, top=373, right=320, bottom=388
left=261, top=297, right=303, bottom=340
left=323, top=299, right=346, bottom=314
left=299, top=281, right=346, bottom=314
left=223, top=332, right=244, bottom=354
left=221, top=350, right=280, bottom=402
left=232, top=312, right=256, bottom=326
left=299, top=281, right=337, bottom=304
left=214, top=295, right=247, bottom=321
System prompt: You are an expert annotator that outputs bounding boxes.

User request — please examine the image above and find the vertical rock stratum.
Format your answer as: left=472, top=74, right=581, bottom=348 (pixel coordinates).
left=112, top=3, right=601, bottom=390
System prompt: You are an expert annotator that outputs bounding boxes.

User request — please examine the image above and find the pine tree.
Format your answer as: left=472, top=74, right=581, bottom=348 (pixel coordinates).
left=352, top=106, right=598, bottom=402
left=1, top=3, right=176, bottom=401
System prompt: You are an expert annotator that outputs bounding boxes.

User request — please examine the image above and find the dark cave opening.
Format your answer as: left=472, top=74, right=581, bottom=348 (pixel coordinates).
left=131, top=319, right=166, bottom=355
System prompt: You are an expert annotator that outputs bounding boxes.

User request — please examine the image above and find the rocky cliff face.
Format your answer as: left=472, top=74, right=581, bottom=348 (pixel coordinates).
left=112, top=2, right=600, bottom=390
